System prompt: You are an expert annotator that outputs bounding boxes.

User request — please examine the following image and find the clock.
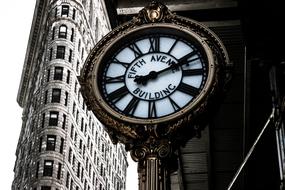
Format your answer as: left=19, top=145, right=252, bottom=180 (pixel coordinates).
left=90, top=24, right=214, bottom=125
left=79, top=3, right=229, bottom=140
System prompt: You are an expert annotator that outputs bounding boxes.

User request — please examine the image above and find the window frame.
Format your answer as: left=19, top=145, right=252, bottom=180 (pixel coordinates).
left=59, top=25, right=67, bottom=38
left=49, top=111, right=59, bottom=126
left=61, top=5, right=69, bottom=17
left=46, top=135, right=56, bottom=151
left=56, top=46, right=65, bottom=59
left=43, top=160, right=54, bottom=177
left=51, top=88, right=61, bottom=103
left=54, top=67, right=63, bottom=80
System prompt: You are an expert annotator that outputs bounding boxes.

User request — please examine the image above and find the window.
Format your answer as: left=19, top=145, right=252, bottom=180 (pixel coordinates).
left=74, top=81, right=78, bottom=93
left=49, top=111, right=59, bottom=126
left=64, top=92, right=68, bottom=106
left=100, top=163, right=103, bottom=176
left=78, top=39, right=81, bottom=51
left=44, top=90, right=48, bottom=104
left=71, top=28, right=74, bottom=42
left=74, top=133, right=78, bottom=145
left=72, top=8, right=76, bottom=20
left=63, top=114, right=67, bottom=128
left=54, top=67, right=63, bottom=80
left=72, top=102, right=76, bottom=115
left=59, top=25, right=67, bottom=38
left=67, top=70, right=71, bottom=84
left=61, top=5, right=69, bottom=17
left=52, top=27, right=55, bottom=40
left=66, top=172, right=70, bottom=188
left=60, top=138, right=64, bottom=154
left=76, top=61, right=79, bottom=72
left=81, top=48, right=84, bottom=59
left=92, top=172, right=95, bottom=185
left=41, top=113, right=45, bottom=128
left=39, top=137, right=43, bottom=152
left=41, top=186, right=51, bottom=190
left=49, top=48, right=53, bottom=61
left=57, top=163, right=62, bottom=179
left=36, top=162, right=39, bottom=178
left=68, top=148, right=72, bottom=162
left=69, top=49, right=72, bottom=62
left=81, top=118, right=84, bottom=131
left=43, top=160, right=54, bottom=176
left=70, top=125, right=74, bottom=139
left=72, top=155, right=75, bottom=166
left=56, top=46, right=65, bottom=59
left=51, top=88, right=61, bottom=103
left=77, top=162, right=80, bottom=177
left=54, top=7, right=57, bottom=18
left=46, top=135, right=56, bottom=151
left=47, top=69, right=50, bottom=82
left=81, top=167, right=84, bottom=181
left=79, top=139, right=82, bottom=151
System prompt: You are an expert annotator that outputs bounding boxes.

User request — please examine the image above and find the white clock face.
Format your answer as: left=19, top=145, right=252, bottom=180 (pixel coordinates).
left=100, top=33, right=207, bottom=119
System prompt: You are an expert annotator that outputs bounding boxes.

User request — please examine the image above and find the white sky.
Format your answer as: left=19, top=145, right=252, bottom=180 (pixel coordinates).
left=0, top=1, right=137, bottom=189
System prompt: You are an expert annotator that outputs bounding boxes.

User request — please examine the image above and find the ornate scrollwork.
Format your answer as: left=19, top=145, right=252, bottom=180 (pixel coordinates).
left=130, top=138, right=172, bottom=162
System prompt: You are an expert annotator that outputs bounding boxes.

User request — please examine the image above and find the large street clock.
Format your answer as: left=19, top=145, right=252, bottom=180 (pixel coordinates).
left=101, top=25, right=209, bottom=121
left=79, top=2, right=230, bottom=143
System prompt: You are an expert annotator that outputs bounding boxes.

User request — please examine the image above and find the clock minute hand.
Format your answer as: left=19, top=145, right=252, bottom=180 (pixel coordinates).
left=134, top=64, right=177, bottom=85
left=134, top=51, right=198, bottom=85
left=176, top=50, right=198, bottom=67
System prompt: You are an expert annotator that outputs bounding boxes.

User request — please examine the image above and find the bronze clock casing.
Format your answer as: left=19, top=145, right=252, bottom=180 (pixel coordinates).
left=79, top=3, right=230, bottom=143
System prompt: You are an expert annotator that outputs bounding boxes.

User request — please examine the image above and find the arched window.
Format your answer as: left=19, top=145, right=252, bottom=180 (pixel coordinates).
left=59, top=25, right=67, bottom=38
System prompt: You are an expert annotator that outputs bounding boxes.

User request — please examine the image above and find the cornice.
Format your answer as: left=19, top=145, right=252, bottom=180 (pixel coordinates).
left=17, top=0, right=49, bottom=107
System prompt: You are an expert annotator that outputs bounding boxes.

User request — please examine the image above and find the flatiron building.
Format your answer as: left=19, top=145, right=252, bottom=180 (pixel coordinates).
left=12, top=0, right=127, bottom=190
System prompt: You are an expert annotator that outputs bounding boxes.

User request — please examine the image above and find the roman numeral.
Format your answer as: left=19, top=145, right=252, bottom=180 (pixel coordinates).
left=168, top=97, right=180, bottom=111
left=167, top=39, right=178, bottom=54
left=123, top=97, right=140, bottom=115
left=113, top=58, right=130, bottom=68
left=149, top=36, right=160, bottom=52
left=105, top=75, right=125, bottom=83
left=128, top=43, right=143, bottom=58
left=107, top=86, right=129, bottom=103
left=183, top=68, right=204, bottom=76
left=178, top=50, right=198, bottom=64
left=148, top=101, right=157, bottom=118
left=177, top=82, right=199, bottom=96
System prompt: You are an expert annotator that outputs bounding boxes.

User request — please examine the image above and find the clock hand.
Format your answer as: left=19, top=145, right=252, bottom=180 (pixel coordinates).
left=134, top=51, right=198, bottom=85
left=134, top=63, right=177, bottom=85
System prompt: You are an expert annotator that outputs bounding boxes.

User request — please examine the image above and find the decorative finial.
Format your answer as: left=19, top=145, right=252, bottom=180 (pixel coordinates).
left=138, top=1, right=170, bottom=23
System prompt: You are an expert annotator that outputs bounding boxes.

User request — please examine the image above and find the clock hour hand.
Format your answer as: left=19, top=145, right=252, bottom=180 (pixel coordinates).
left=134, top=71, right=158, bottom=85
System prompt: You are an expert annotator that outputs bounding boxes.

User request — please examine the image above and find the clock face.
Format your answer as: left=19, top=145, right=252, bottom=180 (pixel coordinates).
left=94, top=26, right=213, bottom=123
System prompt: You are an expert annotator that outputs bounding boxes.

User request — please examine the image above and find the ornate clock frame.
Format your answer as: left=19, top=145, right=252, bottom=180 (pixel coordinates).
left=79, top=2, right=230, bottom=190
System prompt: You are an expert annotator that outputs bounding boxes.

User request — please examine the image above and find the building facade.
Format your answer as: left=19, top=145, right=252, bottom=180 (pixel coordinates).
left=12, top=0, right=127, bottom=190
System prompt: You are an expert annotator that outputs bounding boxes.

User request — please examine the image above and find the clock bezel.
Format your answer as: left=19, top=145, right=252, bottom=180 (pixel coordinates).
left=91, top=23, right=215, bottom=125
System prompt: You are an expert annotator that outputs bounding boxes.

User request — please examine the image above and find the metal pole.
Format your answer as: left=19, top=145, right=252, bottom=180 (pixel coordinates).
left=227, top=109, right=275, bottom=190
